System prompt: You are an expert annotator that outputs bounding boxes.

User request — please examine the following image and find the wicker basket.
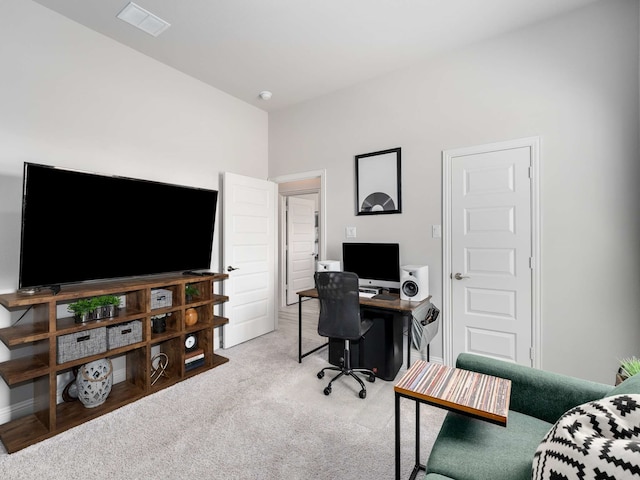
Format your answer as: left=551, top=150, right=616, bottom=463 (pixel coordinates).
left=57, top=327, right=107, bottom=364
left=151, top=289, right=173, bottom=309
left=106, top=321, right=142, bottom=349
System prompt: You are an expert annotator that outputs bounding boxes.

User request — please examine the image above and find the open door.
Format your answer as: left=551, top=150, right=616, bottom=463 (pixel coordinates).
left=222, top=172, right=277, bottom=348
left=285, top=196, right=316, bottom=305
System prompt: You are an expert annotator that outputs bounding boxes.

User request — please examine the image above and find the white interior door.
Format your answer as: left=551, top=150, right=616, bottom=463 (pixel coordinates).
left=222, top=172, right=277, bottom=348
left=285, top=196, right=316, bottom=305
left=443, top=138, right=539, bottom=366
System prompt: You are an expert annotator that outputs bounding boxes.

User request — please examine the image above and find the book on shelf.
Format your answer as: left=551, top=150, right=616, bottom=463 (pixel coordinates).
left=185, top=348, right=204, bottom=365
left=185, top=358, right=205, bottom=371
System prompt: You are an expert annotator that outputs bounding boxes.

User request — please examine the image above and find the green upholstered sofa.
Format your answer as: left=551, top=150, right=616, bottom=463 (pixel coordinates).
left=424, top=353, right=640, bottom=480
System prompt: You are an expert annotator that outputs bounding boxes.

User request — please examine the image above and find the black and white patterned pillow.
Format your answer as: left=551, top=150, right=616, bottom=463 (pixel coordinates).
left=532, top=394, right=640, bottom=479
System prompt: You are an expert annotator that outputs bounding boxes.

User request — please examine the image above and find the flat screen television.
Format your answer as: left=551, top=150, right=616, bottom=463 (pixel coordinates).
left=18, top=162, right=218, bottom=291
left=342, top=242, right=400, bottom=290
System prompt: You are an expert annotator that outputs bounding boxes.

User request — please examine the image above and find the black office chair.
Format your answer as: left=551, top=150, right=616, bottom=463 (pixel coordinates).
left=314, top=271, right=376, bottom=399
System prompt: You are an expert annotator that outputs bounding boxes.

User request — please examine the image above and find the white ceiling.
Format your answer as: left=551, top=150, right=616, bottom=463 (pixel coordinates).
left=33, top=0, right=601, bottom=112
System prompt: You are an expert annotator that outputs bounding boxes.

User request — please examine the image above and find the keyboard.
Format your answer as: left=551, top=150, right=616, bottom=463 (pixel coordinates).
left=373, top=293, right=396, bottom=301
left=358, top=291, right=375, bottom=298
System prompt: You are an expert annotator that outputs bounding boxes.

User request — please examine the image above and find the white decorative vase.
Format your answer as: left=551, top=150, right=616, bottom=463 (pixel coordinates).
left=76, top=358, right=113, bottom=408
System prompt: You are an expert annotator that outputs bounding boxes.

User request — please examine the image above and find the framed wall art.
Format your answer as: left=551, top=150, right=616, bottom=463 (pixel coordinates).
left=355, top=147, right=402, bottom=215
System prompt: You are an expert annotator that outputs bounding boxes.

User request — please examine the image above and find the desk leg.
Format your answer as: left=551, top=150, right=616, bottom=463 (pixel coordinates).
left=395, top=392, right=401, bottom=480
left=297, top=295, right=329, bottom=363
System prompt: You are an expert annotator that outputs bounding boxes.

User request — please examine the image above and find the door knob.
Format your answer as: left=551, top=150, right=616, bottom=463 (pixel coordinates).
left=453, top=272, right=469, bottom=280
left=227, top=266, right=239, bottom=272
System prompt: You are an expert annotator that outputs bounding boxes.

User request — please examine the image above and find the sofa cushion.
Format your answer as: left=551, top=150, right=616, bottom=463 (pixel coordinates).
left=532, top=394, right=640, bottom=479
left=605, top=371, right=640, bottom=397
left=425, top=410, right=552, bottom=480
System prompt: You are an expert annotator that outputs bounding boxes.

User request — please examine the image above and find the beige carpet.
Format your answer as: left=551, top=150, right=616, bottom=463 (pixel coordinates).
left=0, top=305, right=446, bottom=479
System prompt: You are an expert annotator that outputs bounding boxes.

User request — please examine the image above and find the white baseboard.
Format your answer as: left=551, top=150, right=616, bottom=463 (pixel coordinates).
left=411, top=353, right=444, bottom=365
left=0, top=398, right=32, bottom=425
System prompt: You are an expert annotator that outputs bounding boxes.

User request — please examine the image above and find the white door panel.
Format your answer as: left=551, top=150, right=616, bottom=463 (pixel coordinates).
left=465, top=287, right=516, bottom=319
left=466, top=327, right=516, bottom=361
left=286, top=196, right=316, bottom=305
left=222, top=172, right=277, bottom=348
left=465, top=248, right=515, bottom=276
left=446, top=140, right=536, bottom=366
left=465, top=207, right=515, bottom=234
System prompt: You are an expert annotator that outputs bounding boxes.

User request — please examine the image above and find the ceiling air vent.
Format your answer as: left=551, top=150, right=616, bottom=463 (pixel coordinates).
left=116, top=2, right=171, bottom=37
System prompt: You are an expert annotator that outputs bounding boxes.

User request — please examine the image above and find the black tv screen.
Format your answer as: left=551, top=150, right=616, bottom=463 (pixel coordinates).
left=19, top=163, right=218, bottom=290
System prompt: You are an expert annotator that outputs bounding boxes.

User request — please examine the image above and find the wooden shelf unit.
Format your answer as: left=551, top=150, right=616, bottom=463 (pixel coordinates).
left=0, top=272, right=229, bottom=453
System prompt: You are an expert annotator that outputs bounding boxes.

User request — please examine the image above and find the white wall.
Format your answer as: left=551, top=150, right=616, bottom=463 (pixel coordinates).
left=269, top=0, right=640, bottom=383
left=0, top=2, right=267, bottom=417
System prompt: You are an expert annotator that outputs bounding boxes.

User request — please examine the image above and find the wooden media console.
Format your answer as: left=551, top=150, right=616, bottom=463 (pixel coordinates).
left=0, top=272, right=228, bottom=453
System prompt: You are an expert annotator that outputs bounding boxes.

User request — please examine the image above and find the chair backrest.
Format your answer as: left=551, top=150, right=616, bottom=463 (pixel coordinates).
left=315, top=271, right=364, bottom=340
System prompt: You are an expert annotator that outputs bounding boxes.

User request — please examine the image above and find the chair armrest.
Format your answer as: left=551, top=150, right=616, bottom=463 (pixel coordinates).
left=456, top=353, right=612, bottom=424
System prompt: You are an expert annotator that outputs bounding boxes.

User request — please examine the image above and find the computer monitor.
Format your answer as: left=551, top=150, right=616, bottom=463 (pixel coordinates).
left=342, top=242, right=400, bottom=290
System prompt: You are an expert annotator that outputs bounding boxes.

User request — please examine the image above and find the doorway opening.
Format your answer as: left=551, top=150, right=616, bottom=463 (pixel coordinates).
left=270, top=170, right=326, bottom=308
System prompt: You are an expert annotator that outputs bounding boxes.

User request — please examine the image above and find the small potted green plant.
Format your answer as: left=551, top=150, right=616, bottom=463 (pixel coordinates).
left=185, top=284, right=200, bottom=303
left=94, top=295, right=121, bottom=319
left=67, top=299, right=95, bottom=323
left=616, top=356, right=640, bottom=385
left=68, top=295, right=121, bottom=323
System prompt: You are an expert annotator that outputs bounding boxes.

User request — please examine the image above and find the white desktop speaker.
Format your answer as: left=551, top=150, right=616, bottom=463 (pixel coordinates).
left=400, top=265, right=429, bottom=302
left=316, top=260, right=341, bottom=272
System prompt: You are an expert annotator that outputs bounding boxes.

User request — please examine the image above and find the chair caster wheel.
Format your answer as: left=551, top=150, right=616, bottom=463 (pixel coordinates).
left=368, top=374, right=375, bottom=383
left=324, top=386, right=332, bottom=395
left=317, top=371, right=325, bottom=379
left=359, top=389, right=367, bottom=399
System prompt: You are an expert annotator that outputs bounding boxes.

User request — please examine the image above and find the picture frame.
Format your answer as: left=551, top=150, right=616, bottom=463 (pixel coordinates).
left=355, top=147, right=402, bottom=215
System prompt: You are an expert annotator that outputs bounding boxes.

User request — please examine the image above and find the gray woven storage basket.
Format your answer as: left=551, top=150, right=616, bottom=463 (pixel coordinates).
left=151, top=289, right=172, bottom=309
left=57, top=327, right=107, bottom=364
left=106, top=321, right=142, bottom=349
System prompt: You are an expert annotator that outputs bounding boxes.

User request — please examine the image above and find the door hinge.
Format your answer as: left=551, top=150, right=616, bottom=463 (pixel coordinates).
left=529, top=257, right=535, bottom=269
left=529, top=347, right=535, bottom=361
left=528, top=166, right=533, bottom=179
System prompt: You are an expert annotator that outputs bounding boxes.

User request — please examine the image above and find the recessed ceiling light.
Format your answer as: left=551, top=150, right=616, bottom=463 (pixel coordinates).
left=117, top=2, right=171, bottom=37
left=259, top=91, right=273, bottom=101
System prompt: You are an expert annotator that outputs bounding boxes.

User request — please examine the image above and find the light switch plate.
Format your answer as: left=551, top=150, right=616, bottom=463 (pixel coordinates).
left=432, top=225, right=441, bottom=238
left=345, top=226, right=357, bottom=238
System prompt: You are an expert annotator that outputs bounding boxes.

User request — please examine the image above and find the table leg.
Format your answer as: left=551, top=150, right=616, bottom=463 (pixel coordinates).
left=298, top=295, right=302, bottom=363
left=395, top=392, right=401, bottom=480
left=406, top=399, right=427, bottom=480
left=397, top=394, right=426, bottom=480
left=406, top=313, right=412, bottom=369
left=414, top=402, right=421, bottom=477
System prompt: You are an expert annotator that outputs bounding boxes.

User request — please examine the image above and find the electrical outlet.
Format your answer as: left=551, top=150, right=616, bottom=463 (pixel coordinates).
left=345, top=226, right=357, bottom=238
